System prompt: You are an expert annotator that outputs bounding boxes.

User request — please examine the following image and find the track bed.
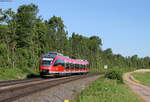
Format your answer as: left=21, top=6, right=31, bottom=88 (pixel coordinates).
left=0, top=73, right=104, bottom=102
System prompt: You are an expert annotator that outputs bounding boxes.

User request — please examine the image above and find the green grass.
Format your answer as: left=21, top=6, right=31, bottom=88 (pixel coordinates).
left=0, top=68, right=39, bottom=80
left=132, top=72, right=150, bottom=86
left=75, top=77, right=143, bottom=102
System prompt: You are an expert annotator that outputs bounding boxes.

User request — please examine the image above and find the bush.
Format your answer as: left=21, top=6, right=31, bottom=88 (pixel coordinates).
left=105, top=69, right=123, bottom=83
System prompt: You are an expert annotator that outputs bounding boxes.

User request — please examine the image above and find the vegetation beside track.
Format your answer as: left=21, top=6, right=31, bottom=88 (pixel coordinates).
left=75, top=77, right=143, bottom=102
left=132, top=72, right=150, bottom=86
left=0, top=68, right=39, bottom=80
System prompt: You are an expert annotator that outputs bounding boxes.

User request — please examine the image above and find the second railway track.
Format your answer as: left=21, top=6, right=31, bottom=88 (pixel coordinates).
left=0, top=73, right=104, bottom=102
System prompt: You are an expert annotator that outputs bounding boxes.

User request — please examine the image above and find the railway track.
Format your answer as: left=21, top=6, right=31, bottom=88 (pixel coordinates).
left=0, top=73, right=104, bottom=102
left=0, top=78, right=43, bottom=87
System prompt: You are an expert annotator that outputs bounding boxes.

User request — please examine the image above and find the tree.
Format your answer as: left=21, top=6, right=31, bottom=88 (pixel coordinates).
left=47, top=16, right=67, bottom=53
left=15, top=4, right=38, bottom=48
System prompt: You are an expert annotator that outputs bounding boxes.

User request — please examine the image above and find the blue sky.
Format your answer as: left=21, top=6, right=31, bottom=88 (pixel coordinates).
left=0, top=0, right=150, bottom=57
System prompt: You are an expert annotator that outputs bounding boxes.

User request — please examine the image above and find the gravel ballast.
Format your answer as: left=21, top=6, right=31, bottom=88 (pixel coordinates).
left=13, top=74, right=103, bottom=102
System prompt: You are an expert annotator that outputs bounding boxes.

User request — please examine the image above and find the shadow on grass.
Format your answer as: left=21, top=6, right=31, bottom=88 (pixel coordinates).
left=26, top=73, right=58, bottom=79
left=26, top=73, right=40, bottom=78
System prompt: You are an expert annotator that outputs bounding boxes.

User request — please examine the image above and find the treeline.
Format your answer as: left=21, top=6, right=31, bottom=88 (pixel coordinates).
left=0, top=4, right=150, bottom=72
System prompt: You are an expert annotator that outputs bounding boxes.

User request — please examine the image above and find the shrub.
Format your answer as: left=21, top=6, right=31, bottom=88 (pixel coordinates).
left=105, top=69, right=123, bottom=83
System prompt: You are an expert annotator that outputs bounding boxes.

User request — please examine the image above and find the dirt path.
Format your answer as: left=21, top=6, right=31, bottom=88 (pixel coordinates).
left=123, top=69, right=150, bottom=102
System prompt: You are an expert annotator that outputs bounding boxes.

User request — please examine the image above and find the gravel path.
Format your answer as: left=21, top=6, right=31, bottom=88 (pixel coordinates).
left=13, top=74, right=103, bottom=102
left=123, top=69, right=150, bottom=102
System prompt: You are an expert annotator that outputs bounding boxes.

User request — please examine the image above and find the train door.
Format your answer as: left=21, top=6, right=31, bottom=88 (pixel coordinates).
left=53, top=59, right=65, bottom=72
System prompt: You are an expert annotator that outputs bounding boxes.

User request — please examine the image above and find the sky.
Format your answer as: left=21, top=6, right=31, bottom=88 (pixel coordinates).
left=0, top=0, right=150, bottom=57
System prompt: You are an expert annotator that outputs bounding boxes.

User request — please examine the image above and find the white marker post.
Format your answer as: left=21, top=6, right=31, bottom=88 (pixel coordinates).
left=104, top=65, right=108, bottom=70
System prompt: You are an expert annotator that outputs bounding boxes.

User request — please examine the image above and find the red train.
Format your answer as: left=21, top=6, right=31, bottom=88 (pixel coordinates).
left=39, top=52, right=90, bottom=76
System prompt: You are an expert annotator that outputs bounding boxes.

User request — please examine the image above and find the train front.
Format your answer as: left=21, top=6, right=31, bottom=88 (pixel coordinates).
left=39, top=53, right=56, bottom=76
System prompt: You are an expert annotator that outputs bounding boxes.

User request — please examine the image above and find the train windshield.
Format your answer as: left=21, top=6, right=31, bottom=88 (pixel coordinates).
left=42, top=58, right=53, bottom=67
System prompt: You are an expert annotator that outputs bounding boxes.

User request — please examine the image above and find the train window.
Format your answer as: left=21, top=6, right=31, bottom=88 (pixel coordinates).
left=83, top=64, right=85, bottom=68
left=75, top=64, right=77, bottom=68
left=79, top=65, right=81, bottom=69
left=79, top=64, right=82, bottom=69
left=54, top=59, right=64, bottom=66
left=65, top=63, right=70, bottom=69
left=79, top=64, right=81, bottom=69
left=75, top=64, right=79, bottom=69
left=87, top=64, right=90, bottom=68
left=82, top=65, right=84, bottom=69
left=70, top=63, right=74, bottom=69
left=42, top=60, right=52, bottom=67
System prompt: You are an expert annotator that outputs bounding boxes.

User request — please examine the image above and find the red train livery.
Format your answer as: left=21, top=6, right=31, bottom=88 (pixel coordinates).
left=39, top=52, right=90, bottom=76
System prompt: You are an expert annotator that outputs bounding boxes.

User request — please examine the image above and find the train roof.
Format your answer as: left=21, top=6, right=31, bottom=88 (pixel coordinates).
left=42, top=52, right=63, bottom=58
left=42, top=52, right=88, bottom=64
left=76, top=59, right=88, bottom=61
left=55, top=56, right=88, bottom=64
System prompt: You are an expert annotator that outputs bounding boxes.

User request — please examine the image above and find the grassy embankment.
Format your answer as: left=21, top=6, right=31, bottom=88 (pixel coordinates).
left=75, top=67, right=143, bottom=102
left=132, top=72, right=150, bottom=86
left=0, top=68, right=39, bottom=80
left=75, top=77, right=143, bottom=102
